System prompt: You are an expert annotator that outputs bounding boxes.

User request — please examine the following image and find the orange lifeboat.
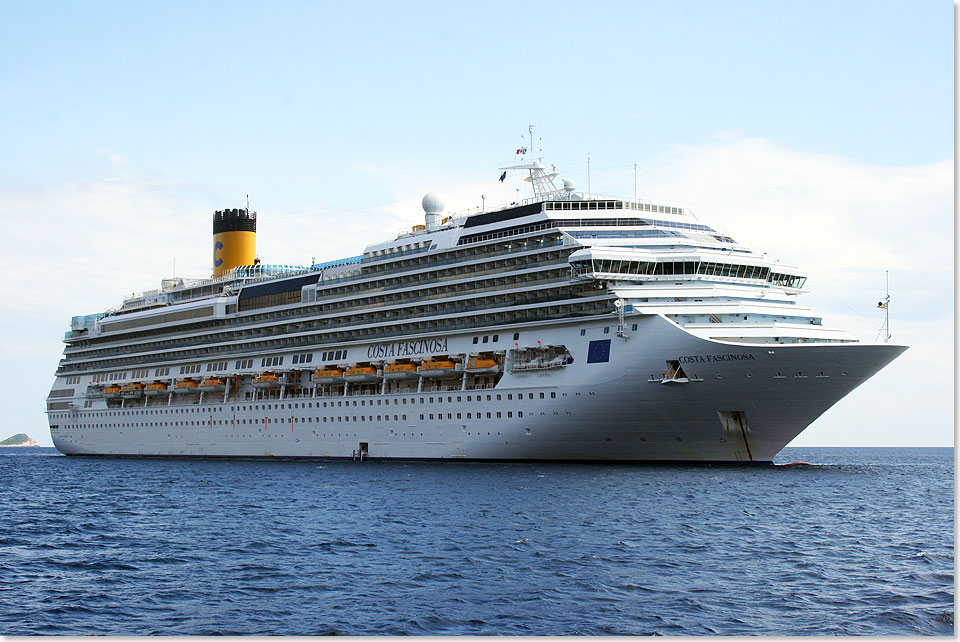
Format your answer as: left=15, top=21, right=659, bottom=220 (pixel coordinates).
left=252, top=372, right=282, bottom=390
left=173, top=379, right=199, bottom=395
left=312, top=368, right=344, bottom=385
left=383, top=362, right=419, bottom=381
left=144, top=382, right=169, bottom=397
left=344, top=366, right=381, bottom=384
left=465, top=357, right=500, bottom=376
left=102, top=384, right=122, bottom=399
left=199, top=377, right=225, bottom=393
left=120, top=382, right=144, bottom=399
left=419, top=360, right=458, bottom=378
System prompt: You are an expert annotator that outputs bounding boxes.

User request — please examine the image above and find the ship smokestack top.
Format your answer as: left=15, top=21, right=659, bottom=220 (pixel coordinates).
left=213, top=208, right=257, bottom=233
left=212, top=207, right=257, bottom=277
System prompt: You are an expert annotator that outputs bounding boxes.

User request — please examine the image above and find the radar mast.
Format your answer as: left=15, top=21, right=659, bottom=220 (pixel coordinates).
left=499, top=124, right=570, bottom=200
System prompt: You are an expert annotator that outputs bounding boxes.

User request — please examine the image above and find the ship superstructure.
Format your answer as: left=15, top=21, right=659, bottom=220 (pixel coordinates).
left=47, top=144, right=905, bottom=462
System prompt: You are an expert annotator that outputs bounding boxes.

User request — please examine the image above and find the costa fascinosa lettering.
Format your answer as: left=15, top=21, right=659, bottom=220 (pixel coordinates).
left=367, top=338, right=450, bottom=359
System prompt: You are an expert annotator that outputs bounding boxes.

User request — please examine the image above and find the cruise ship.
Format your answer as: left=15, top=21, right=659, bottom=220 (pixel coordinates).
left=47, top=145, right=906, bottom=463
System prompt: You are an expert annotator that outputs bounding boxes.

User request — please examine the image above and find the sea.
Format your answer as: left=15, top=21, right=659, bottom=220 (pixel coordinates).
left=0, top=447, right=953, bottom=636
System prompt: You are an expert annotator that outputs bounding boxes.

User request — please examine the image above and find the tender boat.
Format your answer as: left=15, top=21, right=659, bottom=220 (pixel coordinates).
left=120, top=382, right=143, bottom=399
left=383, top=362, right=419, bottom=381
left=465, top=357, right=500, bottom=376
left=102, top=384, right=122, bottom=399
left=419, top=360, right=458, bottom=378
left=312, top=368, right=344, bottom=385
left=344, top=366, right=381, bottom=384
left=173, top=379, right=199, bottom=394
left=144, top=382, right=168, bottom=397
left=252, top=372, right=282, bottom=390
left=199, top=377, right=225, bottom=393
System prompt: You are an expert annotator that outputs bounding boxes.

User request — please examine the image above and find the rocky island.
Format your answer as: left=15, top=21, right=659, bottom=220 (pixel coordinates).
left=0, top=433, right=40, bottom=447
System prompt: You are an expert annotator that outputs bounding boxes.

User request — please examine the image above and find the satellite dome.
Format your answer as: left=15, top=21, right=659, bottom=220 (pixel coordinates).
left=422, top=192, right=445, bottom=215
left=563, top=178, right=576, bottom=192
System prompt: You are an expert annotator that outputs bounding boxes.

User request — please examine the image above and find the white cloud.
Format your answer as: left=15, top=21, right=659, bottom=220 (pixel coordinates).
left=634, top=139, right=952, bottom=300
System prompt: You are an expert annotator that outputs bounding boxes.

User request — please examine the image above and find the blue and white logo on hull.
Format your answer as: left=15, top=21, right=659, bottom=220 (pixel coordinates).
left=587, top=339, right=611, bottom=363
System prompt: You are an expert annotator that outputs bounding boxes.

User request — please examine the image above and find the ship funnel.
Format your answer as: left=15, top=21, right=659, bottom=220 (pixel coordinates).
left=212, top=207, right=257, bottom=277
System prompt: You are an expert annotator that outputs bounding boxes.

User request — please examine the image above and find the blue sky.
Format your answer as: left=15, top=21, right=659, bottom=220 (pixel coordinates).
left=0, top=1, right=952, bottom=447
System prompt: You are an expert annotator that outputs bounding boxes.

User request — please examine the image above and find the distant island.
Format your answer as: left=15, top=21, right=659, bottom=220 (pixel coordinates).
left=0, top=433, right=40, bottom=447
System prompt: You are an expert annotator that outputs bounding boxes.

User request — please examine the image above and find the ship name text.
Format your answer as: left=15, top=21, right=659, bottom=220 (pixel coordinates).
left=678, top=353, right=756, bottom=364
left=367, top=338, right=450, bottom=359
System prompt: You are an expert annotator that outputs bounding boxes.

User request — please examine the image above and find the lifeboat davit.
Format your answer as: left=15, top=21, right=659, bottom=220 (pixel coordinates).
left=344, top=366, right=381, bottom=384
left=199, top=377, right=225, bottom=393
left=102, top=384, right=122, bottom=399
left=383, top=363, right=419, bottom=381
left=120, top=382, right=144, bottom=399
left=312, top=368, right=344, bottom=385
left=144, top=382, right=169, bottom=397
left=466, top=358, right=500, bottom=376
left=173, top=379, right=199, bottom=395
left=252, top=372, right=282, bottom=390
left=419, top=360, right=458, bottom=378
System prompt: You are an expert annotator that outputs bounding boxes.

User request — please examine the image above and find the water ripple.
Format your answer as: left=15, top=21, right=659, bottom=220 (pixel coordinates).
left=0, top=446, right=952, bottom=635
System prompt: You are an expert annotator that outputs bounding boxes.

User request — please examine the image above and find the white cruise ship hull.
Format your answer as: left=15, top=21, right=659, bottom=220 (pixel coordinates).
left=48, top=315, right=905, bottom=463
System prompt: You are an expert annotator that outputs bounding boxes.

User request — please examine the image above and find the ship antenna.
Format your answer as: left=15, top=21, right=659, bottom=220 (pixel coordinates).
left=885, top=270, right=891, bottom=342
left=586, top=153, right=591, bottom=199
left=877, top=269, right=891, bottom=342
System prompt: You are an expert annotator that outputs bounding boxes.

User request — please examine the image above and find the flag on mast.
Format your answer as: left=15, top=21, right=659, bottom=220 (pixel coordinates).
left=498, top=171, right=507, bottom=182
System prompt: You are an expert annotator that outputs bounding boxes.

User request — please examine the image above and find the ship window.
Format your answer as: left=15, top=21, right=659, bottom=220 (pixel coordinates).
left=603, top=327, right=610, bottom=334
left=493, top=335, right=499, bottom=342
left=513, top=333, right=519, bottom=340
left=632, top=324, right=638, bottom=331
left=528, top=393, right=533, bottom=399
left=580, top=329, right=586, bottom=336
left=482, top=336, right=489, bottom=343
left=472, top=337, right=478, bottom=344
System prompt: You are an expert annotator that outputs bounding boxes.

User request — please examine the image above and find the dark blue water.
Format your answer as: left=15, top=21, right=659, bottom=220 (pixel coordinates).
left=0, top=447, right=952, bottom=635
